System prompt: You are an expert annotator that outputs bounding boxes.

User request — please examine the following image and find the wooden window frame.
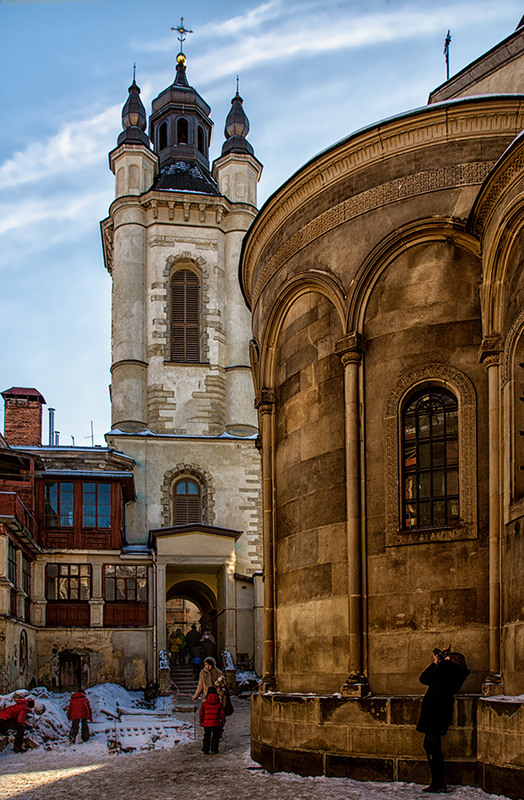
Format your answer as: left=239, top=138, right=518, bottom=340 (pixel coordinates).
left=45, top=563, right=91, bottom=627
left=82, top=481, right=111, bottom=530
left=38, top=479, right=122, bottom=549
left=103, top=565, right=148, bottom=627
left=170, top=269, right=200, bottom=363
left=44, top=481, right=74, bottom=528
left=173, top=478, right=201, bottom=525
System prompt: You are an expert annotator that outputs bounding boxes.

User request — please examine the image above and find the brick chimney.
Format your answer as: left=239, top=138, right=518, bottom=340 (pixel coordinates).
left=2, top=387, right=46, bottom=447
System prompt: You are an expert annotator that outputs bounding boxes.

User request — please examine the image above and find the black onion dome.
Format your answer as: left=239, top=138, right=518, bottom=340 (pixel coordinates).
left=221, top=91, right=254, bottom=156
left=118, top=79, right=149, bottom=146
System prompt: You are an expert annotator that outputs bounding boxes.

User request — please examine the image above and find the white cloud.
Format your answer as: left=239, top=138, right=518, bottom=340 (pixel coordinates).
left=0, top=189, right=109, bottom=237
left=0, top=104, right=120, bottom=190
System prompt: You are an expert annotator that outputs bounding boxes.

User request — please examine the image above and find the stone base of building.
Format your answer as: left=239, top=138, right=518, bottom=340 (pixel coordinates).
left=251, top=692, right=524, bottom=800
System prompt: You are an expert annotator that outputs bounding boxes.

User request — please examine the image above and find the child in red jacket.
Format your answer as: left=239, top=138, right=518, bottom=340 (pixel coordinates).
left=0, top=693, right=34, bottom=752
left=66, top=690, right=93, bottom=744
left=199, top=686, right=225, bottom=754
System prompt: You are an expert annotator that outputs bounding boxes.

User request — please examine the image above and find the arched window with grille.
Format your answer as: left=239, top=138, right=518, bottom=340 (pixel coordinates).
left=402, top=386, right=459, bottom=530
left=171, top=269, right=200, bottom=362
left=174, top=478, right=201, bottom=525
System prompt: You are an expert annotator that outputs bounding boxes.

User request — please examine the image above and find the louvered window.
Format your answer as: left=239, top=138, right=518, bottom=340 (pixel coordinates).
left=174, top=479, right=201, bottom=525
left=171, top=269, right=200, bottom=362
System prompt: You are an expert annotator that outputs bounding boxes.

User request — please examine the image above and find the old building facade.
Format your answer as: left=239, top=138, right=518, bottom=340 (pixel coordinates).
left=0, top=48, right=264, bottom=693
left=241, top=21, right=524, bottom=799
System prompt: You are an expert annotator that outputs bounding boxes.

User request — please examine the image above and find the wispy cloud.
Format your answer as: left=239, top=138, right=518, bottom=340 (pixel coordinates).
left=0, top=105, right=120, bottom=189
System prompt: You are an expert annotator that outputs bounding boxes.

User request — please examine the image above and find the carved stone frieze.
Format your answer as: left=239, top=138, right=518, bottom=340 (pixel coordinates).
left=251, top=161, right=494, bottom=307
left=383, top=364, right=478, bottom=547
left=471, top=150, right=524, bottom=237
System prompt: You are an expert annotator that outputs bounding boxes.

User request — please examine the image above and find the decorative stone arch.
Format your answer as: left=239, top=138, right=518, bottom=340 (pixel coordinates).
left=501, top=309, right=524, bottom=504
left=161, top=463, right=216, bottom=528
left=347, top=218, right=480, bottom=333
left=383, top=364, right=477, bottom=546
left=258, top=270, right=346, bottom=391
left=163, top=252, right=210, bottom=363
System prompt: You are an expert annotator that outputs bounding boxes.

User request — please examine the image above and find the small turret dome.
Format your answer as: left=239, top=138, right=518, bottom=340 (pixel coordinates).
left=221, top=87, right=254, bottom=157
left=224, top=91, right=249, bottom=139
left=118, top=76, right=150, bottom=147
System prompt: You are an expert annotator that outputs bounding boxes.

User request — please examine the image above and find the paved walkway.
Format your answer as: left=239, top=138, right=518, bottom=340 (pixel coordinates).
left=0, top=698, right=505, bottom=800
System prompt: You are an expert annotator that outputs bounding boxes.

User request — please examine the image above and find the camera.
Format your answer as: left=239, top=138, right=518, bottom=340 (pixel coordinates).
left=433, top=646, right=451, bottom=662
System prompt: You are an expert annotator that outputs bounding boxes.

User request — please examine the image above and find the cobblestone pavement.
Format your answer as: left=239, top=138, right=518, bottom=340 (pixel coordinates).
left=0, top=699, right=506, bottom=800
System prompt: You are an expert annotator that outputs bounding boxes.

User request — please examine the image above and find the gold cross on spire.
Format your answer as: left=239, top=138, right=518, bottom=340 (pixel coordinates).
left=170, top=17, right=193, bottom=54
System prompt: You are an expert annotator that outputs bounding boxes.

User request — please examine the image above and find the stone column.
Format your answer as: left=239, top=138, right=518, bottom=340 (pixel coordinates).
left=479, top=337, right=503, bottom=695
left=335, top=333, right=369, bottom=697
left=255, top=389, right=276, bottom=690
left=223, top=561, right=237, bottom=660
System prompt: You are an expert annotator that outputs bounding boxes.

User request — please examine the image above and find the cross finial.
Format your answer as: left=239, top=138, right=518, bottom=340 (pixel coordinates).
left=444, top=29, right=451, bottom=80
left=170, top=16, right=193, bottom=54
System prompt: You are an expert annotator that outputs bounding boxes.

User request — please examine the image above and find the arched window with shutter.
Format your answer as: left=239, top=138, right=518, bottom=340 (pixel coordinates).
left=174, top=479, right=201, bottom=525
left=170, top=269, right=200, bottom=362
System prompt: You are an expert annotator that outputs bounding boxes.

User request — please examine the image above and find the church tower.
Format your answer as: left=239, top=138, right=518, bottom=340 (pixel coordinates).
left=101, top=38, right=263, bottom=671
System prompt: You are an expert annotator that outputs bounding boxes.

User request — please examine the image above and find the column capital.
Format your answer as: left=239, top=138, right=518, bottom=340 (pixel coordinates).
left=335, top=332, right=364, bottom=365
left=255, top=389, right=276, bottom=412
left=478, top=335, right=503, bottom=365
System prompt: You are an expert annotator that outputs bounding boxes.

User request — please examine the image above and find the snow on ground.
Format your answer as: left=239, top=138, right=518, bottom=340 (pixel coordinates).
left=0, top=683, right=195, bottom=756
left=0, top=693, right=514, bottom=800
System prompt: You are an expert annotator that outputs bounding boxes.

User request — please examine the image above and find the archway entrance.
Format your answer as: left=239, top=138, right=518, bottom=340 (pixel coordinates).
left=166, top=579, right=218, bottom=643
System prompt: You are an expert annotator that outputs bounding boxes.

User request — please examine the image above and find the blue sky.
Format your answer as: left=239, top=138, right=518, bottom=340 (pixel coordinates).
left=0, top=0, right=522, bottom=445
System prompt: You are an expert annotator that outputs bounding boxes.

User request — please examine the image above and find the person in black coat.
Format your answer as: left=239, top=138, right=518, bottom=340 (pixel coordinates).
left=416, top=646, right=470, bottom=793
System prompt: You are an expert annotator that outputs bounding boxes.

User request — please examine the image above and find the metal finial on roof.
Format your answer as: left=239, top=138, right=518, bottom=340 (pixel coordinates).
left=133, top=62, right=136, bottom=83
left=170, top=16, right=193, bottom=57
left=236, top=75, right=239, bottom=95
left=444, top=29, right=451, bottom=80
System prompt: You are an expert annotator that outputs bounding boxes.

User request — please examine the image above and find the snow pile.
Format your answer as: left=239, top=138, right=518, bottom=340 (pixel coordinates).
left=236, top=669, right=259, bottom=692
left=0, top=683, right=195, bottom=755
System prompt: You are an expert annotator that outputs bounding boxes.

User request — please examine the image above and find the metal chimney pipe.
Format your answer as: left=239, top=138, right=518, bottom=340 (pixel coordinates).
left=54, top=431, right=60, bottom=446
left=48, top=408, right=55, bottom=446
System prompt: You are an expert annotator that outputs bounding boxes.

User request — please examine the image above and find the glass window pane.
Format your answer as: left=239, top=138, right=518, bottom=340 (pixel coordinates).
left=61, top=483, right=74, bottom=527
left=187, top=481, right=199, bottom=495
left=116, top=579, right=126, bottom=600
left=118, top=566, right=135, bottom=578
left=127, top=583, right=136, bottom=601
left=47, top=575, right=57, bottom=600
left=47, top=564, right=58, bottom=578
left=417, top=414, right=430, bottom=439
left=80, top=565, right=90, bottom=577
left=419, top=501, right=431, bottom=527
left=70, top=565, right=78, bottom=575
left=432, top=470, right=445, bottom=497
left=447, top=410, right=458, bottom=436
left=137, top=579, right=147, bottom=601
left=432, top=409, right=445, bottom=437
left=447, top=440, right=459, bottom=464
left=80, top=577, right=90, bottom=600
left=175, top=481, right=187, bottom=494
left=447, top=498, right=459, bottom=521
left=404, top=476, right=416, bottom=500
left=433, top=500, right=445, bottom=526
left=447, top=470, right=459, bottom=495
left=105, top=577, right=115, bottom=601
left=105, top=565, right=115, bottom=576
left=59, top=564, right=69, bottom=575
left=137, top=566, right=147, bottom=578
left=433, top=440, right=446, bottom=467
left=59, top=578, right=69, bottom=600
left=418, top=442, right=431, bottom=468
left=403, top=415, right=416, bottom=441
left=404, top=445, right=416, bottom=469
left=419, top=472, right=431, bottom=499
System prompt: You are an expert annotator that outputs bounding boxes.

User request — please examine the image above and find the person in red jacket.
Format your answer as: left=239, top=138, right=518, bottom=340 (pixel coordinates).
left=66, top=690, right=93, bottom=744
left=0, top=693, right=35, bottom=752
left=199, top=686, right=225, bottom=754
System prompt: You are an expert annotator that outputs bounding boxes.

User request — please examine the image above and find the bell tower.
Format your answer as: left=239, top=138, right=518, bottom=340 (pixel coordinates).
left=101, top=33, right=263, bottom=669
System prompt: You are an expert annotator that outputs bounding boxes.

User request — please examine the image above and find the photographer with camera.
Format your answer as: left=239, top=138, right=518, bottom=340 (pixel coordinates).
left=416, top=646, right=470, bottom=793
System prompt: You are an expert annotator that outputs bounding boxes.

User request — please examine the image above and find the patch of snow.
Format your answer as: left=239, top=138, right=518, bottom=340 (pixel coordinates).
left=0, top=682, right=195, bottom=756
